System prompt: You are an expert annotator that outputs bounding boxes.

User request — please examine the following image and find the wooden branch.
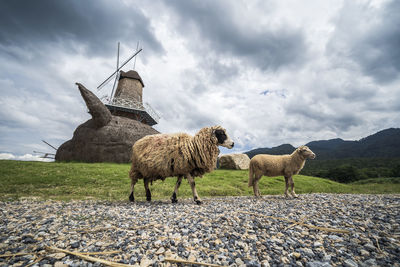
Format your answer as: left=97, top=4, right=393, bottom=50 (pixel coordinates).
left=45, top=246, right=131, bottom=267
left=0, top=252, right=32, bottom=258
left=80, top=251, right=121, bottom=255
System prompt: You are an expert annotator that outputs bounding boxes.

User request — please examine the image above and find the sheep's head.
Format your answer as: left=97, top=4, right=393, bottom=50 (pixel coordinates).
left=297, top=145, right=316, bottom=159
left=211, top=126, right=234, bottom=149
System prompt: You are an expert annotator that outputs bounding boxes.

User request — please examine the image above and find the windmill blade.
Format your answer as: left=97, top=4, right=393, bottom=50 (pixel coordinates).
left=42, top=140, right=58, bottom=151
left=97, top=48, right=142, bottom=90
left=133, top=41, right=140, bottom=70
left=33, top=151, right=56, bottom=156
left=109, top=71, right=120, bottom=103
left=109, top=42, right=120, bottom=102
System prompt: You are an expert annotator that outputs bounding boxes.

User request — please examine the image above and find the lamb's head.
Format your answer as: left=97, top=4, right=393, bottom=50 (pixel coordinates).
left=297, top=145, right=316, bottom=159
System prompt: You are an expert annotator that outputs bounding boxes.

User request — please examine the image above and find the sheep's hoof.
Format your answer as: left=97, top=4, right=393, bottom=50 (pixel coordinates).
left=171, top=193, right=178, bottom=203
left=129, top=192, right=134, bottom=202
left=146, top=189, right=151, bottom=202
left=195, top=199, right=202, bottom=205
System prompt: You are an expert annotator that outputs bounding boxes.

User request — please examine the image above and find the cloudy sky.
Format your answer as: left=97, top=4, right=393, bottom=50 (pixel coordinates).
left=0, top=0, right=399, bottom=160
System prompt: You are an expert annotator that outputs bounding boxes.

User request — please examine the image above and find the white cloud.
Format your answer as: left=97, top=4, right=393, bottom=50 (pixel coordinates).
left=0, top=153, right=53, bottom=162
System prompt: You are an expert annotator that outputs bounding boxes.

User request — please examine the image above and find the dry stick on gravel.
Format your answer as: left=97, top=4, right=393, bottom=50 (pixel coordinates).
left=0, top=252, right=33, bottom=258
left=284, top=215, right=308, bottom=231
left=80, top=251, right=121, bottom=255
left=164, top=257, right=224, bottom=267
left=241, top=211, right=350, bottom=234
left=374, top=236, right=384, bottom=254
left=45, top=246, right=130, bottom=267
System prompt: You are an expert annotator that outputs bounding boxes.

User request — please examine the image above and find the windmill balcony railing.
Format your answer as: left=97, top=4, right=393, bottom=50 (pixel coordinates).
left=109, top=97, right=160, bottom=123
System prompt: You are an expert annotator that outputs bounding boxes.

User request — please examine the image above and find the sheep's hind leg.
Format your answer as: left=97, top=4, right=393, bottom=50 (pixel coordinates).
left=186, top=174, right=202, bottom=205
left=129, top=170, right=138, bottom=202
left=144, top=179, right=151, bottom=202
left=253, top=175, right=262, bottom=198
left=171, top=175, right=183, bottom=203
left=289, top=176, right=298, bottom=198
left=284, top=176, right=290, bottom=198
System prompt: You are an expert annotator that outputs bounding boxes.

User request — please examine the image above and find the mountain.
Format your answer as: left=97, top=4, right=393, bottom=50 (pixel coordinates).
left=245, top=128, right=400, bottom=160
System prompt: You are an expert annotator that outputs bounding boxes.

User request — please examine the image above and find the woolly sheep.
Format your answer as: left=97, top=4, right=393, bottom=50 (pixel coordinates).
left=129, top=126, right=234, bottom=204
left=248, top=145, right=315, bottom=198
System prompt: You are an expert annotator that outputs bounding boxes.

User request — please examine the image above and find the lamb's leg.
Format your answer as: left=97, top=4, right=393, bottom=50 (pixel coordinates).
left=253, top=175, right=262, bottom=198
left=171, top=175, right=183, bottom=203
left=284, top=176, right=290, bottom=198
left=289, top=176, right=298, bottom=198
left=186, top=174, right=202, bottom=205
left=144, top=179, right=151, bottom=202
left=129, top=169, right=138, bottom=202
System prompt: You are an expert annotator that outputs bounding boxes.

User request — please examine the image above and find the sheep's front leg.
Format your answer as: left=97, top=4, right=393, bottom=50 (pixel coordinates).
left=289, top=176, right=298, bottom=198
left=144, top=179, right=151, bottom=202
left=284, top=176, right=290, bottom=198
left=186, top=174, right=202, bottom=205
left=171, top=175, right=183, bottom=203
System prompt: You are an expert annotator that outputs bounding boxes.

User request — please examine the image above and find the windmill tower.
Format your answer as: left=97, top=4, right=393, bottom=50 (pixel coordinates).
left=98, top=43, right=159, bottom=126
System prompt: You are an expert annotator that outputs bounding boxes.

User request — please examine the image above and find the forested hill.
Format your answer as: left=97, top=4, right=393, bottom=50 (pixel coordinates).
left=245, top=128, right=400, bottom=160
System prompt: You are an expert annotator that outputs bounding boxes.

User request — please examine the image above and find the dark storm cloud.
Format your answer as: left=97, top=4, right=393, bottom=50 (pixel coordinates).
left=286, top=101, right=363, bottom=132
left=0, top=0, right=164, bottom=57
left=166, top=0, right=308, bottom=72
left=330, top=0, right=400, bottom=83
left=354, top=1, right=400, bottom=83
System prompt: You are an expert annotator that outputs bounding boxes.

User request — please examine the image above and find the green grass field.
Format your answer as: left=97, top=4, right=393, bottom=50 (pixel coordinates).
left=1, top=160, right=399, bottom=201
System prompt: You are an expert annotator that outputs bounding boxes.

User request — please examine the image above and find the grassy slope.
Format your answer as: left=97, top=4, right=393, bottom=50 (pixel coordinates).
left=0, top=160, right=399, bottom=202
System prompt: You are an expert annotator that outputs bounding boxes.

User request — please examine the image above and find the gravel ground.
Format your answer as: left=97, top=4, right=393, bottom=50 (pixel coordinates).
left=1, top=194, right=400, bottom=267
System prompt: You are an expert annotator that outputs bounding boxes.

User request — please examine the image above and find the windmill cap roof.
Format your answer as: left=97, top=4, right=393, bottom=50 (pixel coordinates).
left=119, top=70, right=145, bottom=87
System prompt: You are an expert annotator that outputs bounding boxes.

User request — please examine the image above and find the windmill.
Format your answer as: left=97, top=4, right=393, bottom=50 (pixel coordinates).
left=97, top=42, right=160, bottom=126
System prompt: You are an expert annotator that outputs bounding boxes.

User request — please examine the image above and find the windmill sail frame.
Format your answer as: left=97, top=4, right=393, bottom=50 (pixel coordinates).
left=97, top=43, right=160, bottom=126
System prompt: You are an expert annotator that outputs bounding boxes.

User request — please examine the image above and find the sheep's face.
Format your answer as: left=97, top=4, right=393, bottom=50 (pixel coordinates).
left=298, top=146, right=316, bottom=159
left=214, top=128, right=234, bottom=149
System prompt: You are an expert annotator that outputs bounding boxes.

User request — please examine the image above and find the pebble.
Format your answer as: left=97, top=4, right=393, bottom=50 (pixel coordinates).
left=307, top=261, right=332, bottom=267
left=313, top=241, right=323, bottom=247
left=54, top=262, right=68, bottom=267
left=281, top=256, right=290, bottom=264
left=139, top=257, right=153, bottom=267
left=0, top=194, right=399, bottom=266
left=156, top=247, right=165, bottom=254
left=344, top=258, right=358, bottom=267
left=235, top=257, right=244, bottom=265
left=292, top=252, right=301, bottom=259
left=299, top=248, right=315, bottom=257
left=362, top=258, right=378, bottom=266
left=360, top=249, right=370, bottom=257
